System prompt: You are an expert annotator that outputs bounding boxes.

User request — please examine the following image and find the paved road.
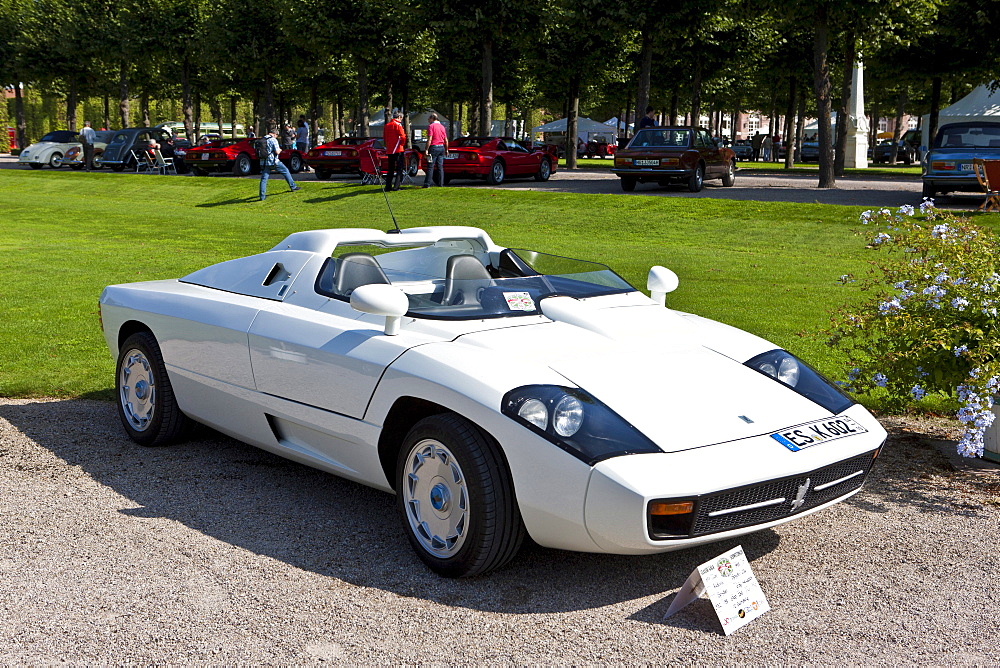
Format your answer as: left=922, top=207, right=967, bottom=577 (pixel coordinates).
left=1, top=153, right=985, bottom=210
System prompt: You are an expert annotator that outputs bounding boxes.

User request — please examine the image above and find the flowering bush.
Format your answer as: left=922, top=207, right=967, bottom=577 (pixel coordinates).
left=829, top=200, right=1000, bottom=457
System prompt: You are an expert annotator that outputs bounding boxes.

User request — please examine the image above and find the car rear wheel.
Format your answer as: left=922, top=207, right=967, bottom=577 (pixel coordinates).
left=722, top=159, right=736, bottom=187
left=922, top=182, right=936, bottom=199
left=48, top=152, right=64, bottom=168
left=620, top=177, right=636, bottom=192
left=288, top=153, right=304, bottom=173
left=396, top=413, right=525, bottom=578
left=407, top=154, right=419, bottom=176
left=534, top=158, right=551, bottom=182
left=688, top=164, right=705, bottom=192
left=315, top=167, right=331, bottom=180
left=116, top=332, right=191, bottom=447
left=92, top=154, right=104, bottom=169
left=233, top=153, right=253, bottom=176
left=486, top=160, right=505, bottom=185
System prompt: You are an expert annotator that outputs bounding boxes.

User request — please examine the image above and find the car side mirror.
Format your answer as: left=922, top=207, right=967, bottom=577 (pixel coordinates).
left=350, top=284, right=409, bottom=335
left=647, top=266, right=679, bottom=307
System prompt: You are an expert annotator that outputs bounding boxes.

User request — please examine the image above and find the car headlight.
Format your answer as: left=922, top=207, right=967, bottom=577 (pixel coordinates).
left=745, top=349, right=853, bottom=414
left=502, top=385, right=661, bottom=465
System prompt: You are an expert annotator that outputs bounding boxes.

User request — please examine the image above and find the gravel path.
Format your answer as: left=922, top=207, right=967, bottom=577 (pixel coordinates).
left=0, top=397, right=998, bottom=664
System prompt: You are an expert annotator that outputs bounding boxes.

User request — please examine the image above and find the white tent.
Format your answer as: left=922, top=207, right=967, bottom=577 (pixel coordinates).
left=921, top=83, right=1000, bottom=148
left=531, top=117, right=616, bottom=144
left=369, top=109, right=456, bottom=136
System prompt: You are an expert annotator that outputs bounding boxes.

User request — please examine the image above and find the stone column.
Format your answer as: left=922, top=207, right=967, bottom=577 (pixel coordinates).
left=844, top=60, right=869, bottom=168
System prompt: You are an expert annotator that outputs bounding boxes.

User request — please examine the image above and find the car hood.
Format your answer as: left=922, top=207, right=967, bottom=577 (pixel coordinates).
left=453, top=301, right=834, bottom=453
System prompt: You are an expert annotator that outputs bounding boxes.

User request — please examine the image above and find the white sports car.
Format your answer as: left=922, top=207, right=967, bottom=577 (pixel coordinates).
left=17, top=130, right=80, bottom=169
left=99, top=226, right=887, bottom=577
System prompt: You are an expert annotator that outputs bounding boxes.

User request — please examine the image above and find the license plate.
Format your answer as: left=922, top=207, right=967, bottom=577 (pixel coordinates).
left=444, top=154, right=458, bottom=159
left=634, top=159, right=659, bottom=166
left=201, top=153, right=209, bottom=160
left=770, top=416, right=868, bottom=452
left=324, top=150, right=341, bottom=156
left=960, top=163, right=973, bottom=171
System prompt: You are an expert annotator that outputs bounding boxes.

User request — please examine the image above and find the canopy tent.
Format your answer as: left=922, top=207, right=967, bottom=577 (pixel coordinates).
left=368, top=109, right=456, bottom=136
left=921, top=83, right=1000, bottom=148
left=531, top=117, right=617, bottom=144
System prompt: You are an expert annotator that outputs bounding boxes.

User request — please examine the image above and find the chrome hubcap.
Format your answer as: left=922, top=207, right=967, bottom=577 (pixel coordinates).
left=119, top=348, right=155, bottom=432
left=403, top=438, right=468, bottom=558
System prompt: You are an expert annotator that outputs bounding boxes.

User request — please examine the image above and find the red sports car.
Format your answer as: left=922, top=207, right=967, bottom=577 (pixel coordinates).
left=613, top=126, right=736, bottom=193
left=426, top=136, right=557, bottom=185
left=305, top=137, right=421, bottom=180
left=187, top=138, right=307, bottom=176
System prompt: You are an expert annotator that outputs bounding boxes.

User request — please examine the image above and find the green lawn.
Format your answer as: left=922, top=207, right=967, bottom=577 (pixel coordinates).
left=0, top=168, right=991, bottom=403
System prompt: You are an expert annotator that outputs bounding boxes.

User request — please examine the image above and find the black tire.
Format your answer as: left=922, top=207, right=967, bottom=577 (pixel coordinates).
left=288, top=153, right=304, bottom=173
left=233, top=153, right=253, bottom=176
left=922, top=182, right=936, bottom=199
left=92, top=154, right=104, bottom=170
left=407, top=154, right=419, bottom=176
left=396, top=414, right=525, bottom=578
left=444, top=176, right=453, bottom=185
left=486, top=159, right=505, bottom=185
left=191, top=166, right=208, bottom=177
left=688, top=163, right=705, bottom=192
left=111, top=163, right=125, bottom=172
left=28, top=163, right=43, bottom=170
left=533, top=158, right=551, bottom=182
left=48, top=152, right=64, bottom=168
left=315, top=167, right=332, bottom=180
left=620, top=177, right=636, bottom=192
left=116, top=332, right=191, bottom=447
left=70, top=164, right=83, bottom=171
left=722, top=159, right=736, bottom=187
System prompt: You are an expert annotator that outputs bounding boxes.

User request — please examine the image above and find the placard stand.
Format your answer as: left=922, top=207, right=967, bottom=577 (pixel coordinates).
left=664, top=545, right=770, bottom=635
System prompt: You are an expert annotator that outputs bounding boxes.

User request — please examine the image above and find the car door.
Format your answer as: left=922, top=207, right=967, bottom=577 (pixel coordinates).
left=499, top=140, right=535, bottom=175
left=696, top=129, right=725, bottom=176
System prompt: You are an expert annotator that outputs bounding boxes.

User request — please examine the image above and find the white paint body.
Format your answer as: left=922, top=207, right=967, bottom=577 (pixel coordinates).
left=100, top=226, right=887, bottom=556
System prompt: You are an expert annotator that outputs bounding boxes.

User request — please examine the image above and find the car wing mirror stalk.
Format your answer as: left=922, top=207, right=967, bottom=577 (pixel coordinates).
left=350, top=284, right=410, bottom=335
left=647, top=266, right=679, bottom=307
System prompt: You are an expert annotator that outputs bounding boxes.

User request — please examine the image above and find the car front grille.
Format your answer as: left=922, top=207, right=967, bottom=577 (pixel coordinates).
left=652, top=450, right=878, bottom=540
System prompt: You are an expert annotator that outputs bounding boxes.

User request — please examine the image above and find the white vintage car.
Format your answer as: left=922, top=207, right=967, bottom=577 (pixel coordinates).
left=99, top=226, right=887, bottom=577
left=17, top=130, right=80, bottom=169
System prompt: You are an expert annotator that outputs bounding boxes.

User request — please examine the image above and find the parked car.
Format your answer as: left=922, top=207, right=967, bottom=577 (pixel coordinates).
left=584, top=138, right=616, bottom=159
left=6, top=127, right=17, bottom=151
left=921, top=121, right=1000, bottom=199
left=800, top=139, right=820, bottom=162
left=426, top=136, right=556, bottom=185
left=64, top=130, right=115, bottom=169
left=99, top=225, right=887, bottom=577
left=873, top=129, right=921, bottom=164
left=101, top=127, right=173, bottom=171
left=305, top=137, right=421, bottom=180
left=17, top=130, right=80, bottom=169
left=613, top=126, right=736, bottom=192
left=184, top=138, right=308, bottom=177
left=731, top=140, right=753, bottom=161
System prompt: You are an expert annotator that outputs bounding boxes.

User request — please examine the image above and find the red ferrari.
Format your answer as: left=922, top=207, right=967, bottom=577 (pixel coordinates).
left=187, top=138, right=307, bottom=177
left=306, top=137, right=421, bottom=180
left=425, top=136, right=557, bottom=185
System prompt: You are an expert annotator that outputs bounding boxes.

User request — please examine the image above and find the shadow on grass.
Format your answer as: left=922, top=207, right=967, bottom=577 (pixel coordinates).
left=196, top=196, right=262, bottom=207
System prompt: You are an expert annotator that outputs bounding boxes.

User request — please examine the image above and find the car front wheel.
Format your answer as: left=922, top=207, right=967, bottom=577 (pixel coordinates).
left=288, top=153, right=303, bottom=173
left=49, top=152, right=64, bottom=168
left=486, top=159, right=505, bottom=185
left=116, top=332, right=191, bottom=447
left=396, top=414, right=525, bottom=578
left=407, top=154, right=419, bottom=176
left=688, top=164, right=704, bottom=192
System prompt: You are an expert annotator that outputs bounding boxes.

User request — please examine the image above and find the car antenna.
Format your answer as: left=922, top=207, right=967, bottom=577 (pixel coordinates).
left=380, top=175, right=402, bottom=234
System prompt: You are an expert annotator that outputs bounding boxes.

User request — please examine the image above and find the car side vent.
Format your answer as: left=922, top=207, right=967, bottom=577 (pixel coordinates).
left=263, top=263, right=291, bottom=286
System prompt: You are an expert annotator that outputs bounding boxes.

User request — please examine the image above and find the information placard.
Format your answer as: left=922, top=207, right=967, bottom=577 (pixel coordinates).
left=663, top=545, right=770, bottom=635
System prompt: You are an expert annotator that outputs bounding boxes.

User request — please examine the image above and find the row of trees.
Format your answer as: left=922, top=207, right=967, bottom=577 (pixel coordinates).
left=2, top=0, right=1000, bottom=185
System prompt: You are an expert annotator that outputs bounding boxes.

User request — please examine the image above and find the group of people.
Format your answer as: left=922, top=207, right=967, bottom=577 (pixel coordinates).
left=383, top=111, right=449, bottom=190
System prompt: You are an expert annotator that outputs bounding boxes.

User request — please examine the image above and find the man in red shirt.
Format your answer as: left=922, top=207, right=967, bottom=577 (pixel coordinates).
left=422, top=112, right=449, bottom=187
left=383, top=111, right=407, bottom=190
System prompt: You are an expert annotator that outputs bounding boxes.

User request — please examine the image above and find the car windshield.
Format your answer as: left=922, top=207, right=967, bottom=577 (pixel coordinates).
left=315, top=242, right=635, bottom=320
left=40, top=131, right=77, bottom=143
left=333, top=137, right=372, bottom=145
left=451, top=137, right=494, bottom=148
left=628, top=129, right=690, bottom=149
left=933, top=123, right=1000, bottom=149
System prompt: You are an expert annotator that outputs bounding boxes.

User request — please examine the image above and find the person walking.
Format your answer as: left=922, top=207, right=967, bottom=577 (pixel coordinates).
left=422, top=112, right=448, bottom=187
left=383, top=111, right=406, bottom=191
left=79, top=121, right=96, bottom=171
left=762, top=133, right=773, bottom=162
left=259, top=126, right=300, bottom=201
left=295, top=118, right=311, bottom=171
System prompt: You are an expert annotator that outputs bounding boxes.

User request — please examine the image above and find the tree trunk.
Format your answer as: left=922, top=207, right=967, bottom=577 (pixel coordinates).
left=565, top=75, right=580, bottom=170
left=834, top=31, right=856, bottom=177
left=795, top=89, right=805, bottom=162
left=194, top=91, right=201, bottom=139
left=118, top=61, right=130, bottom=129
left=401, top=76, right=411, bottom=148
left=358, top=57, right=370, bottom=137
left=812, top=5, right=834, bottom=188
left=67, top=80, right=77, bottom=131
left=141, top=92, right=150, bottom=128
left=14, top=80, right=26, bottom=149
left=310, top=83, right=319, bottom=144
left=457, top=103, right=464, bottom=139
left=386, top=81, right=393, bottom=123
left=784, top=77, right=797, bottom=169
left=505, top=102, right=513, bottom=137
left=928, top=76, right=942, bottom=152
left=669, top=91, right=678, bottom=126
left=449, top=101, right=456, bottom=139
left=209, top=96, right=222, bottom=139
left=335, top=97, right=342, bottom=138
left=635, top=26, right=652, bottom=131
left=480, top=36, right=493, bottom=136
left=890, top=89, right=907, bottom=165
left=102, top=93, right=110, bottom=131
left=262, top=71, right=276, bottom=130
left=690, top=63, right=703, bottom=127
left=181, top=58, right=194, bottom=141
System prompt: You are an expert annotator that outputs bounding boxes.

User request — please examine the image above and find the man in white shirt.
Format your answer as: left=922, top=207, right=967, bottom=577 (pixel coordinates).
left=79, top=121, right=96, bottom=171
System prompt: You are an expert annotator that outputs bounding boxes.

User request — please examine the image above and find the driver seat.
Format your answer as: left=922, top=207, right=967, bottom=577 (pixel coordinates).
left=442, top=255, right=492, bottom=305
left=334, top=253, right=390, bottom=296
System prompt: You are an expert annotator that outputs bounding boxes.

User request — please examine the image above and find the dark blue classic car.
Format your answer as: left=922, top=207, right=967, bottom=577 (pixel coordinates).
left=922, top=122, right=1000, bottom=199
left=101, top=127, right=173, bottom=171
